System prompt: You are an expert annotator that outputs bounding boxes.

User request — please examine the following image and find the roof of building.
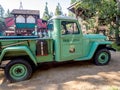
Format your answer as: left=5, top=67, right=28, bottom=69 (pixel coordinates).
left=68, top=1, right=94, bottom=19
left=11, top=9, right=40, bottom=15
left=68, top=2, right=78, bottom=13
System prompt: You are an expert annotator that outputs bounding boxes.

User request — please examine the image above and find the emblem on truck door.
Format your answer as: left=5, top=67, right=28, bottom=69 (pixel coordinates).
left=69, top=45, right=75, bottom=53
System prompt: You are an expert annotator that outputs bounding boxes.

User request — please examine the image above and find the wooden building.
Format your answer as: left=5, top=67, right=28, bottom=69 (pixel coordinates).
left=11, top=9, right=40, bottom=35
left=5, top=9, right=47, bottom=36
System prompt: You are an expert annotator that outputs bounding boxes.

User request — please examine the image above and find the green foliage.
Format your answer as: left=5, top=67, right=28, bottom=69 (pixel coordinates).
left=74, top=0, right=119, bottom=35
left=71, top=0, right=76, bottom=4
left=116, top=0, right=120, bottom=15
left=76, top=0, right=117, bottom=21
left=55, top=3, right=63, bottom=16
left=112, top=42, right=120, bottom=51
left=42, top=2, right=50, bottom=20
left=99, top=0, right=117, bottom=24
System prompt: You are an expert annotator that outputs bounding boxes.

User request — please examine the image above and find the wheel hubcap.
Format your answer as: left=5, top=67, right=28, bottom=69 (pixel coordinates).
left=10, top=64, right=27, bottom=80
left=98, top=52, right=109, bottom=64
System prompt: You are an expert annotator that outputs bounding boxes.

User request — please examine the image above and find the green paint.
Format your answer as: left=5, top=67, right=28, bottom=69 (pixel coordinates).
left=0, top=46, right=37, bottom=65
left=16, top=23, right=36, bottom=29
left=36, top=54, right=53, bottom=63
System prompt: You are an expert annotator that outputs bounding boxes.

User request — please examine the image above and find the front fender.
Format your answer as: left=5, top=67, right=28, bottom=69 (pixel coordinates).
left=89, top=41, right=113, bottom=58
left=75, top=41, right=112, bottom=61
left=0, top=46, right=37, bottom=65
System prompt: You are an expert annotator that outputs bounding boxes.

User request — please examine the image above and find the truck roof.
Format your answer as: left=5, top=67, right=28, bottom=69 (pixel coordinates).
left=50, top=15, right=77, bottom=21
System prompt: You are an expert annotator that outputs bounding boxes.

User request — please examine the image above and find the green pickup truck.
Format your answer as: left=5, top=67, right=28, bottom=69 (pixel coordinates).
left=0, top=16, right=115, bottom=82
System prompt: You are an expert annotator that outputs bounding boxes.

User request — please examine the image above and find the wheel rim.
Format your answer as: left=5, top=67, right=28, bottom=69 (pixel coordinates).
left=98, top=52, right=109, bottom=64
left=10, top=64, right=27, bottom=80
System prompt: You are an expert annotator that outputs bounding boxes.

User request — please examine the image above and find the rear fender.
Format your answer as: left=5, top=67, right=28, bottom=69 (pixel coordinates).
left=0, top=46, right=37, bottom=66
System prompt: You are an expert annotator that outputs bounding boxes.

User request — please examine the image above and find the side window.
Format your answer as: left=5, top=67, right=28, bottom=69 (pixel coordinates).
left=61, top=21, right=79, bottom=35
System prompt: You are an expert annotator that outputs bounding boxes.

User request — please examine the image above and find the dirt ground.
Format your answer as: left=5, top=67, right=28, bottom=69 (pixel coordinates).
left=0, top=51, right=120, bottom=90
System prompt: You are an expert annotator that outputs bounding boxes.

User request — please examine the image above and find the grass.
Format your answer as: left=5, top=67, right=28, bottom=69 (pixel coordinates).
left=112, top=42, right=120, bottom=51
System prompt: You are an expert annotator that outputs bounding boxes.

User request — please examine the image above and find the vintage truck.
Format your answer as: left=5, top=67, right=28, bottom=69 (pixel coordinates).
left=0, top=16, right=115, bottom=82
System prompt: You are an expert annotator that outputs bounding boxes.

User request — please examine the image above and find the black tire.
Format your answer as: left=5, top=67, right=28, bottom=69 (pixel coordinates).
left=5, top=59, right=33, bottom=82
left=94, top=49, right=111, bottom=65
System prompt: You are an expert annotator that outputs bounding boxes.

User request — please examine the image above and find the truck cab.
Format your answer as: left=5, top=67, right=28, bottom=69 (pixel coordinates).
left=48, top=16, right=113, bottom=61
left=0, top=16, right=115, bottom=82
left=48, top=16, right=83, bottom=61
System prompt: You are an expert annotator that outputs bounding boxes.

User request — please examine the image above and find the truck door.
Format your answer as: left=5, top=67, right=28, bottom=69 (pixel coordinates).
left=60, top=21, right=82, bottom=61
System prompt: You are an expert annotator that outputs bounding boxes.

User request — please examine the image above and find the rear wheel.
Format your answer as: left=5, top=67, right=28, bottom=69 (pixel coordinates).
left=94, top=49, right=111, bottom=65
left=5, top=59, right=32, bottom=82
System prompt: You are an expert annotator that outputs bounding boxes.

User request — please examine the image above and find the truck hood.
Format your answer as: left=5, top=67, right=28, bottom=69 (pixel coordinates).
left=83, top=34, right=106, bottom=39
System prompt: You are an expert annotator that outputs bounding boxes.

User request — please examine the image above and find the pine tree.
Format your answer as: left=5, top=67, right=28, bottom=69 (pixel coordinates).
left=5, top=9, right=12, bottom=17
left=55, top=3, right=63, bottom=16
left=42, top=2, right=50, bottom=20
left=0, top=5, right=4, bottom=18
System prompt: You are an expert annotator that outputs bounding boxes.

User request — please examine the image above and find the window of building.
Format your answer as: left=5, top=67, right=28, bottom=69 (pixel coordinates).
left=16, top=15, right=25, bottom=23
left=27, top=16, right=35, bottom=23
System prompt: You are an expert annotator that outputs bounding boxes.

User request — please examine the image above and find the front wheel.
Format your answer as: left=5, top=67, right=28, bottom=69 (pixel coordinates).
left=5, top=59, right=33, bottom=82
left=94, top=49, right=111, bottom=65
